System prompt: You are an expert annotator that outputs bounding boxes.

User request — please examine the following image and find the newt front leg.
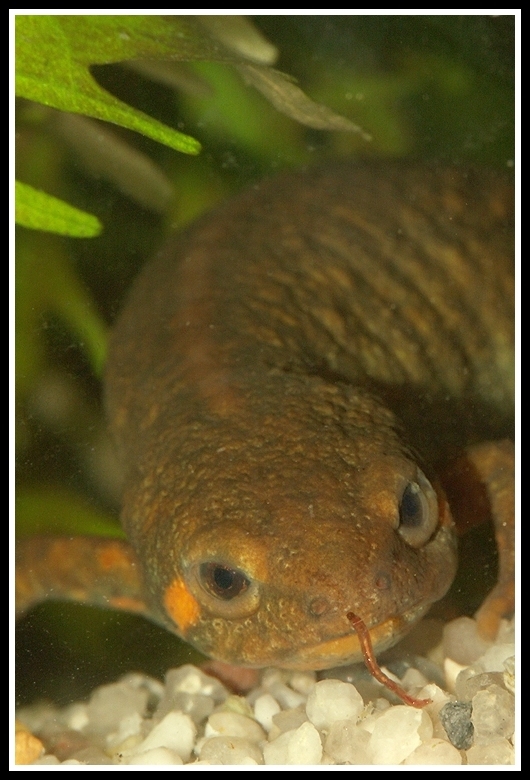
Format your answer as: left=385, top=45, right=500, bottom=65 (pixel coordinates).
left=469, top=440, right=515, bottom=638
left=441, top=439, right=515, bottom=639
left=15, top=536, right=152, bottom=622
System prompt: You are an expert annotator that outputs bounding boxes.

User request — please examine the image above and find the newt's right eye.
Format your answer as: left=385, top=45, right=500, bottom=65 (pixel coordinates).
left=199, top=563, right=250, bottom=601
left=396, top=469, right=439, bottom=548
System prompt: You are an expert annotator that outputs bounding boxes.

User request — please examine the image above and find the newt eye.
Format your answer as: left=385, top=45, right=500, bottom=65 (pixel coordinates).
left=397, top=470, right=438, bottom=547
left=199, top=562, right=250, bottom=601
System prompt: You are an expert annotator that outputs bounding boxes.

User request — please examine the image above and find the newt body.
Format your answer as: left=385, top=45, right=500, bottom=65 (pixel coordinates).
left=17, top=163, right=515, bottom=671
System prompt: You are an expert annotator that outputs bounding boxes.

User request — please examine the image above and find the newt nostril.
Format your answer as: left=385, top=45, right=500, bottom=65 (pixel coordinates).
left=308, top=597, right=330, bottom=617
left=375, top=572, right=392, bottom=590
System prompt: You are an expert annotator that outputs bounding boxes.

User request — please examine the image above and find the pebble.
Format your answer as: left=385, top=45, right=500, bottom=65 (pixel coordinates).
left=466, top=739, right=516, bottom=765
left=439, top=701, right=474, bottom=750
left=205, top=711, right=266, bottom=742
left=324, top=719, right=371, bottom=764
left=443, top=617, right=492, bottom=666
left=471, top=685, right=515, bottom=745
left=85, top=679, right=149, bottom=737
left=454, top=668, right=506, bottom=702
left=125, top=747, right=184, bottom=765
left=305, top=679, right=364, bottom=730
left=368, top=705, right=433, bottom=765
left=133, top=711, right=196, bottom=761
left=263, top=721, right=323, bottom=765
left=253, top=693, right=281, bottom=732
left=15, top=727, right=44, bottom=765
left=199, top=736, right=263, bottom=765
left=403, top=737, right=462, bottom=765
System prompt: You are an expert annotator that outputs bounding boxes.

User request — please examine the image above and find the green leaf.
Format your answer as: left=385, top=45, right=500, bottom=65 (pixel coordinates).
left=16, top=181, right=102, bottom=237
left=237, top=63, right=372, bottom=139
left=15, top=15, right=203, bottom=154
left=15, top=15, right=367, bottom=156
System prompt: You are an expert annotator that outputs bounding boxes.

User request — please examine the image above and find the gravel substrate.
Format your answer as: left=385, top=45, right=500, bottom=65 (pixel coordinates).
left=16, top=615, right=516, bottom=766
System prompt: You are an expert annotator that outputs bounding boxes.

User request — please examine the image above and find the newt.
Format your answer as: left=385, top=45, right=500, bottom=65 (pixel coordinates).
left=16, top=162, right=514, bottom=678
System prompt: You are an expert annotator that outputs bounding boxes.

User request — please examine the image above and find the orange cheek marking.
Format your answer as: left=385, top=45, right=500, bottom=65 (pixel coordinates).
left=163, top=577, right=201, bottom=634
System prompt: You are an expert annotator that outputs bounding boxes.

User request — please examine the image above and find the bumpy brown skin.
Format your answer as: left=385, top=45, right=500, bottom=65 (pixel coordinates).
left=103, top=163, right=513, bottom=670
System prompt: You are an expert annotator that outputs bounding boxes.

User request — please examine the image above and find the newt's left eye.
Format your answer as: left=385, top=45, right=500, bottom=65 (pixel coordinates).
left=187, top=558, right=260, bottom=619
left=397, top=470, right=438, bottom=547
left=199, top=563, right=250, bottom=601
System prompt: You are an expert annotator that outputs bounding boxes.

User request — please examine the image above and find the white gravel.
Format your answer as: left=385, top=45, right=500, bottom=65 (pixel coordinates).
left=15, top=615, right=516, bottom=766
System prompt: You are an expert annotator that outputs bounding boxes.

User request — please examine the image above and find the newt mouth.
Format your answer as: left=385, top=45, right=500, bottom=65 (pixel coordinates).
left=273, top=605, right=428, bottom=671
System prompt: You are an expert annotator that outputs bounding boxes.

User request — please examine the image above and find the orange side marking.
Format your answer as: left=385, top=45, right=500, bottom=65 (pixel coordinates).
left=164, top=577, right=201, bottom=634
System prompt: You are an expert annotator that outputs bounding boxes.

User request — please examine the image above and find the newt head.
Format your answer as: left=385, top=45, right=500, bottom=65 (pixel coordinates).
left=120, top=380, right=458, bottom=671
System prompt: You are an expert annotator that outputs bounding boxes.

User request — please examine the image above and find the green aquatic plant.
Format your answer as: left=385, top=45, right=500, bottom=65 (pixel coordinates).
left=15, top=15, right=366, bottom=237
